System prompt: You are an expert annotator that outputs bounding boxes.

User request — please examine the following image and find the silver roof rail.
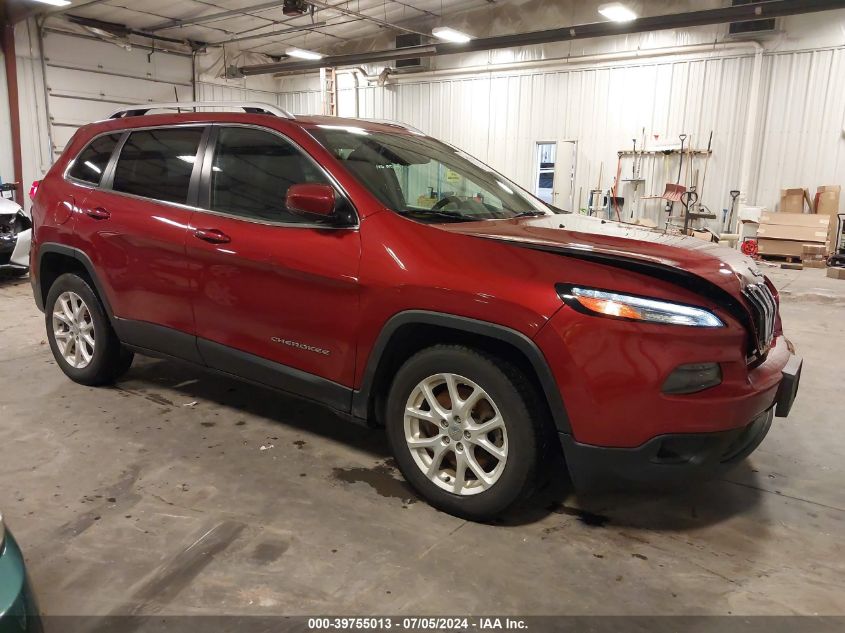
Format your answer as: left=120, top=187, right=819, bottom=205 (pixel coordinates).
left=108, top=101, right=295, bottom=119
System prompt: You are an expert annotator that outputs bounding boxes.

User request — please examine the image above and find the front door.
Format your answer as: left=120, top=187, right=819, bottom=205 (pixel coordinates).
left=73, top=126, right=205, bottom=339
left=186, top=126, right=361, bottom=406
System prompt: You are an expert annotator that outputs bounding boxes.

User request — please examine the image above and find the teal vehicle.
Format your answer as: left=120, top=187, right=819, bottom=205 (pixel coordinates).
left=0, top=512, right=41, bottom=633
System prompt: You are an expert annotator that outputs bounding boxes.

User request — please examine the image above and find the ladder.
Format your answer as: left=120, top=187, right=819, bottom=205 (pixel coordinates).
left=320, top=67, right=337, bottom=116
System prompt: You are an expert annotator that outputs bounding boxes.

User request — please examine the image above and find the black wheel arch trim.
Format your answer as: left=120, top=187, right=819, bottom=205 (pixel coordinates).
left=351, top=310, right=571, bottom=434
left=35, top=243, right=115, bottom=318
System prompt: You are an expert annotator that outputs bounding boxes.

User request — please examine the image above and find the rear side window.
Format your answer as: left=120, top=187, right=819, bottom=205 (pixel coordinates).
left=210, top=127, right=330, bottom=223
left=67, top=134, right=121, bottom=185
left=113, top=128, right=204, bottom=205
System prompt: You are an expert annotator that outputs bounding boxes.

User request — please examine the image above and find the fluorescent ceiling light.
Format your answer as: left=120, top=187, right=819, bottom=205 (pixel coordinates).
left=432, top=27, right=473, bottom=44
left=83, top=161, right=101, bottom=174
left=32, top=0, right=72, bottom=5
left=598, top=2, right=637, bottom=22
left=286, top=46, right=323, bottom=60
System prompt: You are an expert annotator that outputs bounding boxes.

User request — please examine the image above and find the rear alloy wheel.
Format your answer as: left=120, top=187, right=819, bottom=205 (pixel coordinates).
left=45, top=273, right=134, bottom=385
left=404, top=373, right=508, bottom=496
left=386, top=345, right=542, bottom=521
left=52, top=291, right=96, bottom=369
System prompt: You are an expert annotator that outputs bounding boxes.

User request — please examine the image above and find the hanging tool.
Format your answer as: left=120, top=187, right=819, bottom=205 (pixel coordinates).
left=662, top=133, right=687, bottom=213
left=611, top=153, right=623, bottom=221
left=589, top=162, right=604, bottom=216
left=631, top=139, right=637, bottom=179
left=699, top=131, right=713, bottom=202
left=681, top=189, right=699, bottom=235
left=724, top=190, right=741, bottom=232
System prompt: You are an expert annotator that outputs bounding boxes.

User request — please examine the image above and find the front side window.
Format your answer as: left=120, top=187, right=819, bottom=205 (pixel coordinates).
left=112, top=128, right=204, bottom=204
left=67, top=134, right=122, bottom=185
left=210, top=127, right=332, bottom=223
left=309, top=125, right=551, bottom=223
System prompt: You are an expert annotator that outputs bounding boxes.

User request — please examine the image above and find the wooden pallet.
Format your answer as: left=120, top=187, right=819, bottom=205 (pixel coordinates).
left=759, top=253, right=803, bottom=263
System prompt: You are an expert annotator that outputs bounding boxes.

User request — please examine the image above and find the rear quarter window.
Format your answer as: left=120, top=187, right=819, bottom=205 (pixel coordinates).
left=66, top=134, right=122, bottom=185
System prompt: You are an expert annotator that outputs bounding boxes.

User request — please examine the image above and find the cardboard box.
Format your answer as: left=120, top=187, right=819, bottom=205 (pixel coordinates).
left=780, top=188, right=810, bottom=213
left=804, top=260, right=826, bottom=268
left=827, top=267, right=845, bottom=280
left=757, top=238, right=812, bottom=258
left=757, top=224, right=829, bottom=242
left=759, top=212, right=829, bottom=228
left=690, top=229, right=715, bottom=242
left=815, top=185, right=841, bottom=216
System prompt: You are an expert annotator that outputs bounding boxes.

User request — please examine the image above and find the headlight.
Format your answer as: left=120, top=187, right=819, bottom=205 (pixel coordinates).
left=558, top=285, right=724, bottom=327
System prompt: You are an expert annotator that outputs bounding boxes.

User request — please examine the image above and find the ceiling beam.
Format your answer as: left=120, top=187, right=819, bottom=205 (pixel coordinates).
left=146, top=0, right=289, bottom=31
left=307, top=0, right=431, bottom=38
left=240, top=0, right=845, bottom=75
left=209, top=20, right=326, bottom=45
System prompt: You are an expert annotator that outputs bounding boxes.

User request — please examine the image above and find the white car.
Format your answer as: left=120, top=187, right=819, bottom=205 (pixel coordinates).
left=0, top=196, right=31, bottom=276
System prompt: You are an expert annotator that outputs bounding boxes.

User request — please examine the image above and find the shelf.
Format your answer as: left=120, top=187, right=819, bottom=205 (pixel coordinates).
left=617, top=149, right=712, bottom=157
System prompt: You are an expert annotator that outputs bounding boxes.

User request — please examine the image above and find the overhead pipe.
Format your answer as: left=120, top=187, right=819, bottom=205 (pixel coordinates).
left=329, top=41, right=762, bottom=84
left=238, top=0, right=845, bottom=76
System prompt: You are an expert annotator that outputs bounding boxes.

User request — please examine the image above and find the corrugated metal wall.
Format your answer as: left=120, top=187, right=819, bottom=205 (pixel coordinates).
left=333, top=45, right=845, bottom=223
left=342, top=54, right=758, bottom=227
left=755, top=48, right=845, bottom=206
left=196, top=81, right=321, bottom=115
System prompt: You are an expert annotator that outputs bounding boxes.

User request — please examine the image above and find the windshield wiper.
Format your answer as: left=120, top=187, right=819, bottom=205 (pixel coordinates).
left=398, top=209, right=477, bottom=222
left=512, top=211, right=548, bottom=218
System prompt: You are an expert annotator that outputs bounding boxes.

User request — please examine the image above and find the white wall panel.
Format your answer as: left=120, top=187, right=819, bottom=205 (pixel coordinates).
left=342, top=54, right=758, bottom=229
left=755, top=48, right=845, bottom=209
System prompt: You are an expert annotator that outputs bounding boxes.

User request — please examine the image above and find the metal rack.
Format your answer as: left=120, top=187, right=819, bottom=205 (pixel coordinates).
left=108, top=101, right=295, bottom=119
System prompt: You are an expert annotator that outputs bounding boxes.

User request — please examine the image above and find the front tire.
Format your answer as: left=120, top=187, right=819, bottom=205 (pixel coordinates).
left=386, top=345, right=543, bottom=521
left=45, top=273, right=133, bottom=385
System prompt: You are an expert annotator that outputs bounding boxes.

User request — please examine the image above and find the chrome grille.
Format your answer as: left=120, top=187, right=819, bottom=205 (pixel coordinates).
left=742, top=282, right=777, bottom=358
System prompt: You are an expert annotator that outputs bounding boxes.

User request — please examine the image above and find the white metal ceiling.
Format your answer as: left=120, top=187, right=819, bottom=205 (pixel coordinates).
left=52, top=0, right=497, bottom=55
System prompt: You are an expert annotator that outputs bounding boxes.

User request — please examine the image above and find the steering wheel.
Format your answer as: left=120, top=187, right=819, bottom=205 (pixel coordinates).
left=431, top=195, right=464, bottom=211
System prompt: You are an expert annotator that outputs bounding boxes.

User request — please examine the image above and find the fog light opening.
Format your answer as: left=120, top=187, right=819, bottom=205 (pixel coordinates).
left=662, top=363, right=722, bottom=395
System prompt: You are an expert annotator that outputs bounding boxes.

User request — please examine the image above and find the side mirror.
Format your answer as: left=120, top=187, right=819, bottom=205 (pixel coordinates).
left=286, top=183, right=336, bottom=220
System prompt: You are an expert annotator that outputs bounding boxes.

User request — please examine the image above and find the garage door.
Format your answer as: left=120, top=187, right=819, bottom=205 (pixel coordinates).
left=41, top=29, right=193, bottom=157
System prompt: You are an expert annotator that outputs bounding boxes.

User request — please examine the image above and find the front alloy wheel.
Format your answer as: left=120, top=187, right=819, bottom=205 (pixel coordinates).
left=386, top=345, right=543, bottom=521
left=404, top=373, right=508, bottom=495
left=52, top=291, right=96, bottom=369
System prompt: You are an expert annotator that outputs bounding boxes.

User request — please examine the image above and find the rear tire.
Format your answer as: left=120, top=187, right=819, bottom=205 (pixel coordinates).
left=45, top=273, right=133, bottom=386
left=386, top=345, right=544, bottom=521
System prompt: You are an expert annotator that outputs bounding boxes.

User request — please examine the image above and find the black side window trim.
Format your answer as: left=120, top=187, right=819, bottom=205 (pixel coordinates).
left=196, top=123, right=359, bottom=228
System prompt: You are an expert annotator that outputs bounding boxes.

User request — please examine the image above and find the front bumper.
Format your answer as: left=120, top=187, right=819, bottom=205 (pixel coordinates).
left=560, top=408, right=773, bottom=490
left=0, top=229, right=31, bottom=271
left=0, top=532, right=41, bottom=632
left=561, top=353, right=801, bottom=490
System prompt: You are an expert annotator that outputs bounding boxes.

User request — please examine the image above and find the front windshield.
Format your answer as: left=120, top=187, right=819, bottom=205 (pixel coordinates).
left=309, top=125, right=552, bottom=222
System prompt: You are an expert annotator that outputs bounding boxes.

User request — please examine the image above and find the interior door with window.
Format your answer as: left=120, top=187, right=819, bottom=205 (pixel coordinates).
left=553, top=141, right=577, bottom=212
left=73, top=127, right=204, bottom=339
left=187, top=126, right=361, bottom=400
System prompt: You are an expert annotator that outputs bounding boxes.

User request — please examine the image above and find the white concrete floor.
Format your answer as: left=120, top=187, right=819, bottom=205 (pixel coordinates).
left=0, top=266, right=843, bottom=616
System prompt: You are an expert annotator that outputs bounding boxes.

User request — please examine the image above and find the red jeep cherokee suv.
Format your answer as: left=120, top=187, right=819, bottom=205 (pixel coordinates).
left=29, top=102, right=801, bottom=521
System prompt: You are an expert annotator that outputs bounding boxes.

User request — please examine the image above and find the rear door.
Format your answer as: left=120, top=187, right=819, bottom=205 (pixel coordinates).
left=186, top=125, right=361, bottom=403
left=74, top=125, right=206, bottom=350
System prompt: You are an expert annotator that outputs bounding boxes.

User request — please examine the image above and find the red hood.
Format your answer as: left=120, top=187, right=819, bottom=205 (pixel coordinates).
left=437, top=214, right=765, bottom=299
